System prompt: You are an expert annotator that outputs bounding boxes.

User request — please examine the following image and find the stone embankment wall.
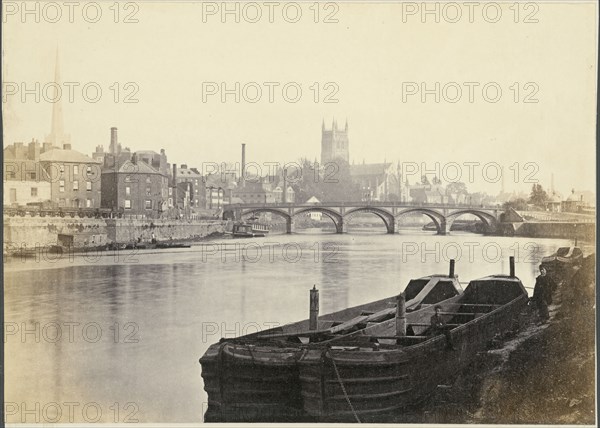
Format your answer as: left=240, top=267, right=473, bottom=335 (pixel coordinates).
left=512, top=222, right=595, bottom=240
left=105, top=219, right=227, bottom=243
left=4, top=217, right=226, bottom=248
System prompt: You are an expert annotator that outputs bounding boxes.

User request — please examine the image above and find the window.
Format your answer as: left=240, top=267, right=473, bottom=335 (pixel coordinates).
left=59, top=180, right=65, bottom=192
left=146, top=176, right=151, bottom=183
left=59, top=198, right=66, bottom=207
left=125, top=175, right=132, bottom=182
left=86, top=181, right=92, bottom=191
left=145, top=200, right=152, bottom=209
left=169, top=188, right=172, bottom=196
left=59, top=164, right=65, bottom=173
left=73, top=165, right=79, bottom=175
left=27, top=172, right=36, bottom=180
left=86, top=199, right=91, bottom=208
left=86, top=166, right=92, bottom=174
left=73, top=180, right=79, bottom=191
left=125, top=200, right=131, bottom=209
left=146, top=187, right=151, bottom=196
left=31, top=187, right=38, bottom=197
left=125, top=186, right=131, bottom=195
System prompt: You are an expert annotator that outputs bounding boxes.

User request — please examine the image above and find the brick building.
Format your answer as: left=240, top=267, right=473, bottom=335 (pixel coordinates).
left=39, top=143, right=102, bottom=208
left=100, top=127, right=170, bottom=218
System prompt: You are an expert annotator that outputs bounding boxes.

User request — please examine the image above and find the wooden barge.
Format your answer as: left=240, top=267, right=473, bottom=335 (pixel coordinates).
left=297, top=269, right=528, bottom=421
left=200, top=262, right=464, bottom=422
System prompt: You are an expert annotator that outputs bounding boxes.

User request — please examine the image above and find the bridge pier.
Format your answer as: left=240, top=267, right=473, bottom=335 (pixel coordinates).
left=437, top=219, right=450, bottom=235
left=286, top=218, right=295, bottom=234
left=387, top=220, right=397, bottom=234
left=335, top=219, right=347, bottom=234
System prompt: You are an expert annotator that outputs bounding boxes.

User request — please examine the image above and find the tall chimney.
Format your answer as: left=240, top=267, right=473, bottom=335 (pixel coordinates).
left=241, top=143, right=246, bottom=188
left=110, top=127, right=118, bottom=154
left=173, top=164, right=178, bottom=208
left=282, top=168, right=287, bottom=203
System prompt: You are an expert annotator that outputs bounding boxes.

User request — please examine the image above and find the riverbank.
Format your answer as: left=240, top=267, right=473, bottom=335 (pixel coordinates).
left=395, top=254, right=596, bottom=424
left=3, top=216, right=227, bottom=252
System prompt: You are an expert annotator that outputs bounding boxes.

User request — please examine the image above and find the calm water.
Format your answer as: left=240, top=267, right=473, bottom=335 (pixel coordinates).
left=4, top=228, right=585, bottom=423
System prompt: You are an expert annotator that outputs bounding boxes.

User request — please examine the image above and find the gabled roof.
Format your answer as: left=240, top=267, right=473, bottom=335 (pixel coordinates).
left=116, top=160, right=161, bottom=174
left=39, top=148, right=100, bottom=164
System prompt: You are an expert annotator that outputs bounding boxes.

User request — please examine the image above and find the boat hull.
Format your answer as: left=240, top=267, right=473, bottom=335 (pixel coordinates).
left=298, top=294, right=528, bottom=421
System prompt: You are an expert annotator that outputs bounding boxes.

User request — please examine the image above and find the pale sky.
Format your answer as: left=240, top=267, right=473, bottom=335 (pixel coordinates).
left=2, top=1, right=597, bottom=197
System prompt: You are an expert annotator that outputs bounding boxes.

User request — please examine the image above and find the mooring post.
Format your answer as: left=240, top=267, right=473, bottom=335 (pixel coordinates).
left=509, top=256, right=515, bottom=277
left=396, top=292, right=406, bottom=337
left=449, top=259, right=455, bottom=277
left=309, top=285, right=319, bottom=330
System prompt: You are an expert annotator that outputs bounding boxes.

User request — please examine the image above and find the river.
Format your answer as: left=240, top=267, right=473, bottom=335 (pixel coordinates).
left=4, top=228, right=588, bottom=423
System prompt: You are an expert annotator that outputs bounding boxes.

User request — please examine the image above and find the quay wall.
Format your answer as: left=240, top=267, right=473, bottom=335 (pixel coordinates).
left=3, top=217, right=227, bottom=248
left=509, top=222, right=595, bottom=240
left=105, top=219, right=226, bottom=243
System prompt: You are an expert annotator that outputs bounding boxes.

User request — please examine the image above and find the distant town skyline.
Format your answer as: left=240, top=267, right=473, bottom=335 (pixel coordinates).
left=3, top=2, right=595, bottom=198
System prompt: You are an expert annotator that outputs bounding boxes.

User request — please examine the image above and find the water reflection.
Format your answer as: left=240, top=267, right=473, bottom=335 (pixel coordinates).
left=4, top=232, right=585, bottom=422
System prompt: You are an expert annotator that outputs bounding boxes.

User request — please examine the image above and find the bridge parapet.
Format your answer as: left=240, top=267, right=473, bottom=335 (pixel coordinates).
left=233, top=202, right=503, bottom=234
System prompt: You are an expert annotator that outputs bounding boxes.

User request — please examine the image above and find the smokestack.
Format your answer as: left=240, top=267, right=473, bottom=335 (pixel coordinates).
left=173, top=164, right=178, bottom=207
left=241, top=143, right=246, bottom=187
left=449, top=259, right=455, bottom=277
left=110, top=127, right=118, bottom=153
left=509, top=256, right=515, bottom=277
left=283, top=168, right=287, bottom=203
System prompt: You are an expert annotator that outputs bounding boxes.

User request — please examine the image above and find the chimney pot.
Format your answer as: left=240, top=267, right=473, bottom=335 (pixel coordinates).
left=63, top=143, right=72, bottom=150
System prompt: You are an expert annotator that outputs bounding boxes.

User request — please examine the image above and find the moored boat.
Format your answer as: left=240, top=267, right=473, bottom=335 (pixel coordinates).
left=199, top=261, right=464, bottom=422
left=540, top=246, right=583, bottom=280
left=231, top=221, right=269, bottom=238
left=297, top=258, right=528, bottom=422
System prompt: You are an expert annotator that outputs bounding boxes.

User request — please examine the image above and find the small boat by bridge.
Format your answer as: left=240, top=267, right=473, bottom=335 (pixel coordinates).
left=230, top=221, right=270, bottom=238
left=199, top=261, right=464, bottom=422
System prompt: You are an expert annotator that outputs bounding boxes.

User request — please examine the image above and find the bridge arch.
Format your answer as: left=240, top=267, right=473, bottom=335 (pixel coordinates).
left=343, top=207, right=396, bottom=234
left=445, top=209, right=498, bottom=234
left=292, top=207, right=344, bottom=232
left=395, top=208, right=447, bottom=235
left=241, top=208, right=291, bottom=222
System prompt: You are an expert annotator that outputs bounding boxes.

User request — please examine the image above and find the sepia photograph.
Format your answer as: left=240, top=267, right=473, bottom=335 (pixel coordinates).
left=2, top=1, right=597, bottom=426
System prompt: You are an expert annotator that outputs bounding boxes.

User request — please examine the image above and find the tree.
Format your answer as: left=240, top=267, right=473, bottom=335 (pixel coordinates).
left=446, top=182, right=468, bottom=195
left=292, top=158, right=325, bottom=203
left=529, top=184, right=548, bottom=207
left=320, top=159, right=360, bottom=202
left=503, top=198, right=528, bottom=211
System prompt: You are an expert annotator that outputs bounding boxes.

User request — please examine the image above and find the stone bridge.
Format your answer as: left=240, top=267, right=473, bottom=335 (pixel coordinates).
left=229, top=202, right=502, bottom=235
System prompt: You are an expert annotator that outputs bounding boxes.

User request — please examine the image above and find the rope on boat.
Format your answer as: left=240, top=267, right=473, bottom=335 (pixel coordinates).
left=327, top=350, right=361, bottom=423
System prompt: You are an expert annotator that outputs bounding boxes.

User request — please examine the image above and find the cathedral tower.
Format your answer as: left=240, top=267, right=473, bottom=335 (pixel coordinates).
left=320, top=118, right=349, bottom=165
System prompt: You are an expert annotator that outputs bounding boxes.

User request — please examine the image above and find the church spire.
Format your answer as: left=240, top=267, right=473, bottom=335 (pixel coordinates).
left=46, top=47, right=70, bottom=147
